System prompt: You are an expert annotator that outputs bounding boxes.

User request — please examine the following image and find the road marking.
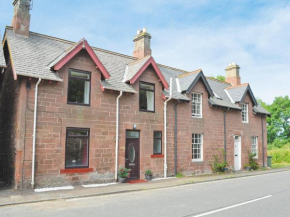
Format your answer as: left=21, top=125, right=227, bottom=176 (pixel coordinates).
left=192, top=195, right=272, bottom=217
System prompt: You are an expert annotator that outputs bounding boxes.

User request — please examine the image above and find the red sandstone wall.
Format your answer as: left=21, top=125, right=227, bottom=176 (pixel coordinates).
left=14, top=51, right=267, bottom=188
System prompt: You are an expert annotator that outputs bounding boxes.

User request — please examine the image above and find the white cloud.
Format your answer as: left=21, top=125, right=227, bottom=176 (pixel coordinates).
left=151, top=5, right=290, bottom=103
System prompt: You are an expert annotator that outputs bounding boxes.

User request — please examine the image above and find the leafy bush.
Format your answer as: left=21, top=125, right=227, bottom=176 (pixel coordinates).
left=210, top=149, right=228, bottom=173
left=118, top=166, right=131, bottom=178
left=248, top=152, right=259, bottom=170
left=145, top=169, right=153, bottom=176
left=176, top=172, right=184, bottom=178
left=268, top=144, right=290, bottom=164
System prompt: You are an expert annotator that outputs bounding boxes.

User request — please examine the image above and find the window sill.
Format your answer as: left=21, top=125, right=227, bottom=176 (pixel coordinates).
left=242, top=121, right=249, bottom=124
left=151, top=154, right=164, bottom=158
left=139, top=109, right=155, bottom=113
left=60, top=168, right=93, bottom=174
left=192, top=160, right=203, bottom=163
left=191, top=116, right=203, bottom=119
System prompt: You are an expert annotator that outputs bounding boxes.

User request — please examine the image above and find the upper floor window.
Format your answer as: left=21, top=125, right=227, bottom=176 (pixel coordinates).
left=192, top=93, right=202, bottom=118
left=139, top=82, right=155, bottom=112
left=192, top=133, right=203, bottom=162
left=153, top=131, right=162, bottom=155
left=242, top=103, right=249, bottom=123
left=68, top=69, right=91, bottom=106
left=251, top=136, right=258, bottom=158
left=65, top=128, right=90, bottom=168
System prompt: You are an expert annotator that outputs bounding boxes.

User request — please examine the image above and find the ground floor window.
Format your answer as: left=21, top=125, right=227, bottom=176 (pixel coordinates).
left=65, top=128, right=90, bottom=168
left=192, top=134, right=203, bottom=161
left=153, top=131, right=162, bottom=154
left=251, top=136, right=258, bottom=158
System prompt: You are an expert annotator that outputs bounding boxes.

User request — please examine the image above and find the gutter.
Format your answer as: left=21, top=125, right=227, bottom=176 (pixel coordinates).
left=115, top=91, right=123, bottom=181
left=31, top=78, right=41, bottom=188
left=223, top=109, right=228, bottom=162
left=164, top=78, right=172, bottom=178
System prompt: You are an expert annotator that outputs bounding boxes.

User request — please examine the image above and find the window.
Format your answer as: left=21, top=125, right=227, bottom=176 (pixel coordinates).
left=192, top=134, right=203, bottom=161
left=65, top=128, right=90, bottom=168
left=153, top=131, right=162, bottom=155
left=139, top=82, right=155, bottom=112
left=68, top=69, right=91, bottom=105
left=192, top=93, right=202, bottom=118
left=251, top=136, right=258, bottom=158
left=242, top=103, right=249, bottom=123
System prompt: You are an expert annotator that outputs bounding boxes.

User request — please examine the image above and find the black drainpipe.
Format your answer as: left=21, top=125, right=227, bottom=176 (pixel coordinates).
left=174, top=101, right=179, bottom=176
left=261, top=115, right=265, bottom=167
left=223, top=109, right=227, bottom=162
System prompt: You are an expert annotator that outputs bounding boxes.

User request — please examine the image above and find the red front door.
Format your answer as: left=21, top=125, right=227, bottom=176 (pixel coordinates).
left=125, top=131, right=140, bottom=179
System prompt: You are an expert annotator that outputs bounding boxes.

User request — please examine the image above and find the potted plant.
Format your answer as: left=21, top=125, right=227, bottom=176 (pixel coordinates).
left=244, top=163, right=251, bottom=171
left=145, top=169, right=153, bottom=181
left=118, top=166, right=131, bottom=183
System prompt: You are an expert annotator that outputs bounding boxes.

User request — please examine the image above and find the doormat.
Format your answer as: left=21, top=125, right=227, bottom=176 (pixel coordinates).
left=126, top=180, right=147, bottom=184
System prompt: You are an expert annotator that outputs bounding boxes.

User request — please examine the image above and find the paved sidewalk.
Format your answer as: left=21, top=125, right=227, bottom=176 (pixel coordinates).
left=0, top=168, right=289, bottom=207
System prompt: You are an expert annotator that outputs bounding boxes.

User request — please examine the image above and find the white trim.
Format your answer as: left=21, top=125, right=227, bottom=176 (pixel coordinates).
left=192, top=133, right=203, bottom=162
left=82, top=183, right=117, bottom=188
left=242, top=103, right=249, bottom=123
left=213, top=91, right=221, bottom=99
left=251, top=136, right=258, bottom=159
left=224, top=89, right=235, bottom=103
left=35, top=186, right=74, bottom=193
left=176, top=78, right=181, bottom=93
left=191, top=92, right=202, bottom=118
left=122, top=65, right=129, bottom=82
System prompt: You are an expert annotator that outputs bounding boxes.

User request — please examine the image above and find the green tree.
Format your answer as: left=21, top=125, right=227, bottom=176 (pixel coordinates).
left=259, top=96, right=290, bottom=147
left=210, top=75, right=226, bottom=82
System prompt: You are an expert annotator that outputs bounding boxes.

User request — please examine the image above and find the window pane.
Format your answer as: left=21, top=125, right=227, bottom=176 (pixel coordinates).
left=140, top=83, right=154, bottom=90
left=68, top=129, right=89, bottom=136
left=192, top=134, right=202, bottom=160
left=154, top=139, right=162, bottom=154
left=68, top=79, right=90, bottom=104
left=126, top=131, right=139, bottom=138
left=71, top=71, right=90, bottom=79
left=140, top=89, right=154, bottom=111
left=154, top=131, right=162, bottom=138
left=66, top=137, right=88, bottom=167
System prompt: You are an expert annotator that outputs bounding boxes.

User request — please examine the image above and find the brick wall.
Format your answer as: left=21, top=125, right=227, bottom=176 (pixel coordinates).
left=13, top=51, right=267, bottom=188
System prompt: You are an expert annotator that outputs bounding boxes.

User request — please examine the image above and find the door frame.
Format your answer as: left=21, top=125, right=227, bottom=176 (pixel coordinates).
left=125, top=130, right=140, bottom=180
left=234, top=135, right=242, bottom=171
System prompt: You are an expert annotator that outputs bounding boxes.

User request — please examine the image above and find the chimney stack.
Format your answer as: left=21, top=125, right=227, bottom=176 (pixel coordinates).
left=133, top=28, right=152, bottom=59
left=12, top=0, right=31, bottom=37
left=225, top=62, right=241, bottom=86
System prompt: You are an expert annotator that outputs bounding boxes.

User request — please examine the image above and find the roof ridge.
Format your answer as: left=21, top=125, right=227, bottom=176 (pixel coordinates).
left=157, top=63, right=189, bottom=74
left=128, top=56, right=150, bottom=65
left=5, top=26, right=137, bottom=60
left=206, top=76, right=231, bottom=85
left=226, top=83, right=249, bottom=89
left=177, top=69, right=201, bottom=78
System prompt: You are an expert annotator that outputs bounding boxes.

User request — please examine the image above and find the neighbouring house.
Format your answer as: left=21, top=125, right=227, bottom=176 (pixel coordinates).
left=0, top=0, right=270, bottom=189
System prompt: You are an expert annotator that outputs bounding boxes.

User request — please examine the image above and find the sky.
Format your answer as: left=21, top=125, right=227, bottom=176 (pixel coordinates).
left=0, top=0, right=290, bottom=103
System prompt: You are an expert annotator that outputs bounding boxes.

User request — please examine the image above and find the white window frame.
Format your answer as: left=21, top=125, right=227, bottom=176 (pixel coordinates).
left=242, top=103, right=249, bottom=123
left=192, top=134, right=203, bottom=162
left=191, top=93, right=202, bottom=118
left=251, top=136, right=258, bottom=158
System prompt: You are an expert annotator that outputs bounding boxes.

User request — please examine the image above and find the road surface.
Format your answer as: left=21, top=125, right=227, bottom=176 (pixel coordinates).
left=1, top=170, right=290, bottom=217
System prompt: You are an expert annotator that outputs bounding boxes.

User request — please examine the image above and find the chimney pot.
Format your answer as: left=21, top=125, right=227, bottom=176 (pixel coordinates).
left=143, top=27, right=147, bottom=33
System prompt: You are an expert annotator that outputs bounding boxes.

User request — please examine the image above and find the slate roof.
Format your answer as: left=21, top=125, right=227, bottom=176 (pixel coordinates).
left=123, top=56, right=151, bottom=82
left=0, top=34, right=6, bottom=68
left=253, top=104, right=271, bottom=116
left=4, top=26, right=269, bottom=115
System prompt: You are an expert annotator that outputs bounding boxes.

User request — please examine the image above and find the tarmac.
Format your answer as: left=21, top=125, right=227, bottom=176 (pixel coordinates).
left=0, top=167, right=289, bottom=208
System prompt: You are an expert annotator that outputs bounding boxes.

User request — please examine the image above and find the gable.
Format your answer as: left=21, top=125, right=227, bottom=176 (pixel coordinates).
left=51, top=39, right=110, bottom=79
left=226, top=84, right=257, bottom=106
left=178, top=70, right=214, bottom=97
left=124, top=56, right=169, bottom=89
